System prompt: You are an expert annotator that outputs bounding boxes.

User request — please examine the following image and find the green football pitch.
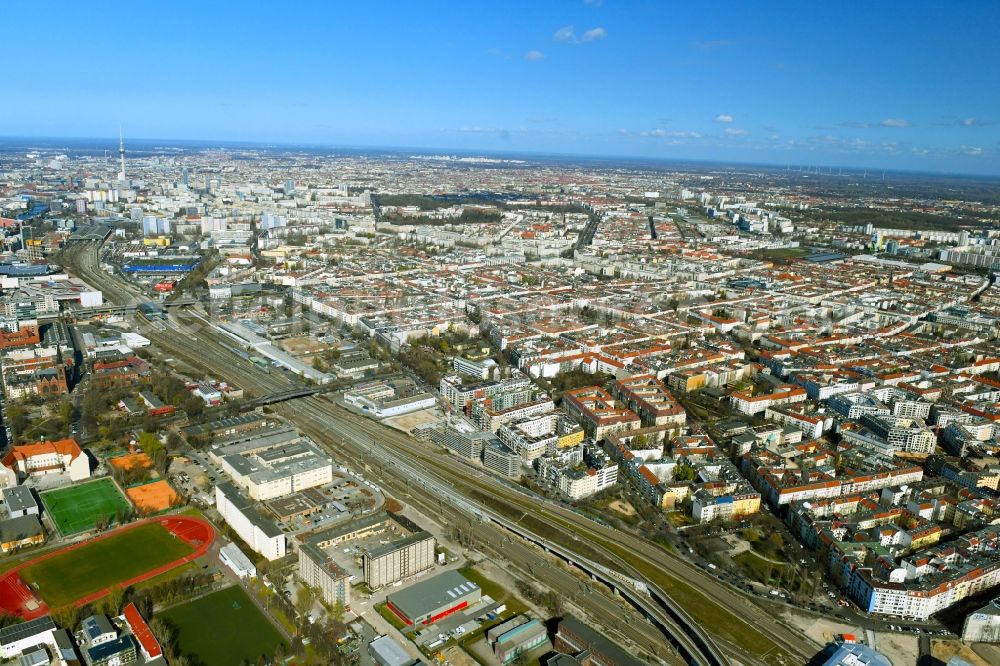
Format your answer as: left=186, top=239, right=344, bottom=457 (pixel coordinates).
left=160, top=586, right=287, bottom=666
left=39, top=478, right=133, bottom=536
left=21, top=522, right=194, bottom=607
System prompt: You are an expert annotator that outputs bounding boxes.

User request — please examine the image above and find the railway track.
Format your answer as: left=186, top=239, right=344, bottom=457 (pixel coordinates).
left=60, top=240, right=819, bottom=666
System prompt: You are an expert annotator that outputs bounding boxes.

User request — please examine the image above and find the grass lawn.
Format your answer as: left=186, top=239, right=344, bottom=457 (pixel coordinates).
left=40, top=478, right=132, bottom=536
left=376, top=602, right=409, bottom=631
left=665, top=511, right=696, bottom=528
left=760, top=247, right=810, bottom=259
left=133, top=561, right=199, bottom=592
left=160, top=586, right=286, bottom=666
left=22, top=522, right=193, bottom=607
left=734, top=551, right=782, bottom=585
left=459, top=566, right=528, bottom=615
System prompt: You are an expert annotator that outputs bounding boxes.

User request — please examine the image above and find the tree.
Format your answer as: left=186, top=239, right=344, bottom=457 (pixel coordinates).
left=183, top=395, right=205, bottom=418
left=150, top=617, right=178, bottom=661
left=139, top=431, right=164, bottom=459
left=294, top=585, right=315, bottom=620
left=104, top=585, right=125, bottom=616
left=59, top=400, right=74, bottom=428
left=673, top=465, right=696, bottom=482
left=544, top=590, right=563, bottom=616
left=166, top=431, right=184, bottom=451
left=153, top=448, right=169, bottom=476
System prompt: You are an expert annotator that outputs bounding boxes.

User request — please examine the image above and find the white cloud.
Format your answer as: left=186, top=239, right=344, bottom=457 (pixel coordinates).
left=963, top=117, right=978, bottom=126
left=641, top=128, right=702, bottom=139
left=617, top=128, right=630, bottom=136
left=714, top=114, right=733, bottom=123
left=524, top=50, right=545, bottom=61
left=553, top=25, right=606, bottom=44
left=961, top=145, right=984, bottom=156
left=880, top=118, right=910, bottom=128
left=554, top=25, right=576, bottom=42
left=724, top=127, right=749, bottom=136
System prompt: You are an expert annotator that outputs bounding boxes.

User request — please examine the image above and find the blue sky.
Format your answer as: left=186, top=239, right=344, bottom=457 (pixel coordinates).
left=4, top=1, right=1000, bottom=175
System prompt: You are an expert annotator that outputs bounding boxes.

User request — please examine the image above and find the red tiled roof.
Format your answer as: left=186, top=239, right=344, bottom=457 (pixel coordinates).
left=124, top=603, right=162, bottom=658
left=2, top=438, right=82, bottom=467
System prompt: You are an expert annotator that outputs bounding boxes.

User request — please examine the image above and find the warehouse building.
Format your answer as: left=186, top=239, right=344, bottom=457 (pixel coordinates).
left=553, top=615, right=644, bottom=666
left=385, top=571, right=480, bottom=626
left=368, top=635, right=419, bottom=666
left=220, top=542, right=257, bottom=579
left=489, top=616, right=548, bottom=664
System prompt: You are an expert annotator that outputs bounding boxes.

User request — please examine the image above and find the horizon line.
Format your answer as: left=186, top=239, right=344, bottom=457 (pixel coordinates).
left=1, top=133, right=998, bottom=182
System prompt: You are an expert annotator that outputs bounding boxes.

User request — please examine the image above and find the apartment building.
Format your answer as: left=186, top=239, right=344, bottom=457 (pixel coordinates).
left=363, top=531, right=436, bottom=589
left=847, top=526, right=1000, bottom=620
left=483, top=441, right=521, bottom=478
left=298, top=542, right=351, bottom=607
left=614, top=374, right=687, bottom=430
left=763, top=403, right=833, bottom=439
left=840, top=415, right=937, bottom=456
left=496, top=411, right=583, bottom=461
left=729, top=384, right=807, bottom=416
left=439, top=373, right=533, bottom=409
left=470, top=395, right=555, bottom=433
left=452, top=355, right=497, bottom=380
left=562, top=386, right=641, bottom=440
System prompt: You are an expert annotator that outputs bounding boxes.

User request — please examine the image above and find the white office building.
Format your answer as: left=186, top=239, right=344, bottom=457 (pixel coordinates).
left=215, top=483, right=286, bottom=560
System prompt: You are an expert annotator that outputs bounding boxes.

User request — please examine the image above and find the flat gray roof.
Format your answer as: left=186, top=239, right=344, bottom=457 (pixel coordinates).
left=369, top=635, right=415, bottom=666
left=386, top=570, right=479, bottom=620
left=217, top=482, right=283, bottom=538
left=3, top=486, right=38, bottom=514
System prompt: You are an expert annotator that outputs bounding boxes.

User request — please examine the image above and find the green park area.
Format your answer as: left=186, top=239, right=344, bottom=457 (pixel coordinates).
left=21, top=522, right=193, bottom=607
left=40, top=478, right=133, bottom=536
left=159, top=586, right=286, bottom=666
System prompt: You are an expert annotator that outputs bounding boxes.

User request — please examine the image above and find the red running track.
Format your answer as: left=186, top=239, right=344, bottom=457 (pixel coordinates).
left=0, top=515, right=214, bottom=620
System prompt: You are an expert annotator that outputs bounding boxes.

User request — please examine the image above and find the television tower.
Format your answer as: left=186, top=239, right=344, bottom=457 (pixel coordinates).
left=118, top=125, right=127, bottom=182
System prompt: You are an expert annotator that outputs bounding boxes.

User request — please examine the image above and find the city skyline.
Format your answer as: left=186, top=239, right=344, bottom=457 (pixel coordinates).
left=5, top=1, right=1000, bottom=176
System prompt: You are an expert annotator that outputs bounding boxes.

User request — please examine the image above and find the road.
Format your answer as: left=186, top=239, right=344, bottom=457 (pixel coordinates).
left=60, top=240, right=820, bottom=666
